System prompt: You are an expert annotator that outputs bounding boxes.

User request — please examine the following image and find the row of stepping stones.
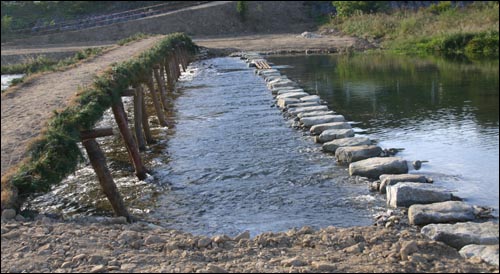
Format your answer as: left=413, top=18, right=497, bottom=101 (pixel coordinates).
left=233, top=51, right=499, bottom=267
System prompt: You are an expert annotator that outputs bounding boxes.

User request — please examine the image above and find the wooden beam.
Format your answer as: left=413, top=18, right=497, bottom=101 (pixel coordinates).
left=80, top=128, right=114, bottom=140
left=82, top=138, right=131, bottom=222
left=111, top=97, right=148, bottom=180
left=153, top=68, right=169, bottom=110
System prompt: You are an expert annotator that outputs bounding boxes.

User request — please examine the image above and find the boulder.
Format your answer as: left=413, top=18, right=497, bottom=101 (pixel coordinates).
left=287, top=105, right=329, bottom=116
left=311, top=122, right=352, bottom=135
left=322, top=136, right=370, bottom=153
left=300, top=115, right=345, bottom=128
left=379, top=174, right=430, bottom=194
left=315, top=128, right=354, bottom=143
left=408, top=201, right=478, bottom=225
left=421, top=221, right=499, bottom=249
left=298, top=111, right=336, bottom=119
left=349, top=157, right=408, bottom=179
left=460, top=244, right=499, bottom=267
left=386, top=182, right=452, bottom=208
left=276, top=92, right=309, bottom=100
left=335, top=145, right=382, bottom=164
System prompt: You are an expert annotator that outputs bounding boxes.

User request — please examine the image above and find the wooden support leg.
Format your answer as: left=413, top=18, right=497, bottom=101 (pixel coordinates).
left=112, top=98, right=148, bottom=180
left=140, top=85, right=154, bottom=144
left=153, top=68, right=169, bottom=110
left=165, top=56, right=174, bottom=93
left=146, top=74, right=168, bottom=127
left=133, top=86, right=146, bottom=151
left=82, top=138, right=131, bottom=222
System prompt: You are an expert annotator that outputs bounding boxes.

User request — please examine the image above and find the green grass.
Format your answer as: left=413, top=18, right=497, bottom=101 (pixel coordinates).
left=1, top=47, right=105, bottom=75
left=117, top=32, right=149, bottom=46
left=323, top=1, right=499, bottom=58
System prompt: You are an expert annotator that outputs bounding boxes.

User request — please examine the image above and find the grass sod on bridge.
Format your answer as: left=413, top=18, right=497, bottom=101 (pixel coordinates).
left=1, top=33, right=197, bottom=212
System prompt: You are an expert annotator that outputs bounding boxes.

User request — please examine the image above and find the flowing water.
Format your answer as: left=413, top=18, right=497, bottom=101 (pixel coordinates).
left=25, top=54, right=499, bottom=237
left=1, top=74, right=24, bottom=91
left=268, top=53, right=499, bottom=213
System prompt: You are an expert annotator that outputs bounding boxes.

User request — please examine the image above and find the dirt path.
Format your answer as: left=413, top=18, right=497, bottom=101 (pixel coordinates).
left=1, top=36, right=164, bottom=177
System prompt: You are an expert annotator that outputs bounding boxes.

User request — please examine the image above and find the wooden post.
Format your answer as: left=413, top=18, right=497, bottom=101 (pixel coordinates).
left=140, top=85, right=154, bottom=144
left=146, top=74, right=168, bottom=127
left=112, top=97, right=148, bottom=180
left=164, top=56, right=174, bottom=93
left=160, top=65, right=167, bottom=92
left=82, top=138, right=131, bottom=222
left=153, top=67, right=169, bottom=110
left=133, top=86, right=146, bottom=151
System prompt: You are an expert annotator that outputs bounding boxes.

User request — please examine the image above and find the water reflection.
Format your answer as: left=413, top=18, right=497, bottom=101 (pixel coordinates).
left=268, top=53, right=499, bottom=211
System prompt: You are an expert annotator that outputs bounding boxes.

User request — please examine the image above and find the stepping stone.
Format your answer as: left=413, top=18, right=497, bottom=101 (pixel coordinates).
left=386, top=182, right=452, bottom=208
left=349, top=157, right=408, bottom=179
left=268, top=80, right=299, bottom=89
left=421, top=221, right=499, bottom=249
left=300, top=95, right=321, bottom=102
left=322, top=136, right=370, bottom=153
left=335, top=145, right=382, bottom=164
left=298, top=111, right=336, bottom=119
left=277, top=98, right=300, bottom=108
left=460, top=244, right=499, bottom=267
left=287, top=105, right=329, bottom=115
left=310, top=122, right=352, bottom=135
left=300, top=115, right=345, bottom=128
left=287, top=102, right=320, bottom=109
left=276, top=88, right=304, bottom=95
left=256, top=69, right=279, bottom=75
left=408, top=201, right=477, bottom=225
left=314, top=128, right=354, bottom=143
left=276, top=92, right=309, bottom=100
left=266, top=76, right=288, bottom=83
left=379, top=174, right=430, bottom=194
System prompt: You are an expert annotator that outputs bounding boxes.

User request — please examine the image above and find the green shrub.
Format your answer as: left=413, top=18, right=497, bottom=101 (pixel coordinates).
left=236, top=1, right=248, bottom=21
left=332, top=1, right=388, bottom=17
left=427, top=1, right=454, bottom=15
left=465, top=31, right=499, bottom=58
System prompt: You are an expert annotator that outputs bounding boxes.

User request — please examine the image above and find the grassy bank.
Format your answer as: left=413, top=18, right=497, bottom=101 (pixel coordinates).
left=1, top=47, right=105, bottom=75
left=1, top=33, right=197, bottom=211
left=323, top=1, right=499, bottom=58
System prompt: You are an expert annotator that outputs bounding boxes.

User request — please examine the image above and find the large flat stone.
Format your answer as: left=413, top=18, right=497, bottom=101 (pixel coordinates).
left=349, top=157, right=408, bottom=179
left=276, top=88, right=304, bottom=95
left=408, top=201, right=477, bottom=225
left=287, top=105, right=329, bottom=116
left=300, top=95, right=321, bottom=102
left=300, top=115, right=345, bottom=128
left=315, top=128, right=354, bottom=143
left=288, top=102, right=320, bottom=109
left=460, top=244, right=499, bottom=267
left=379, top=174, right=430, bottom=194
left=276, top=91, right=309, bottom=100
left=335, top=145, right=382, bottom=164
left=310, top=121, right=352, bottom=135
left=277, top=98, right=300, bottom=109
left=322, top=136, right=371, bottom=153
left=268, top=80, right=299, bottom=89
left=298, top=111, right=336, bottom=119
left=386, top=182, right=452, bottom=208
left=421, top=221, right=499, bottom=249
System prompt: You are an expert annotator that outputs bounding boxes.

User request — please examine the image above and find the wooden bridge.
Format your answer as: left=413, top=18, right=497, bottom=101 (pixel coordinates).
left=1, top=34, right=195, bottom=221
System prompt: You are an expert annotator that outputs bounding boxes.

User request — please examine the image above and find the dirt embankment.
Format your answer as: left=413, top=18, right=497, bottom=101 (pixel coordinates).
left=1, top=215, right=497, bottom=273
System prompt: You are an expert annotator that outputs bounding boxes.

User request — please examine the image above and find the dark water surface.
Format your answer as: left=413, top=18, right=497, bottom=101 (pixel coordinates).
left=28, top=57, right=385, bottom=237
left=268, top=54, right=499, bottom=213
